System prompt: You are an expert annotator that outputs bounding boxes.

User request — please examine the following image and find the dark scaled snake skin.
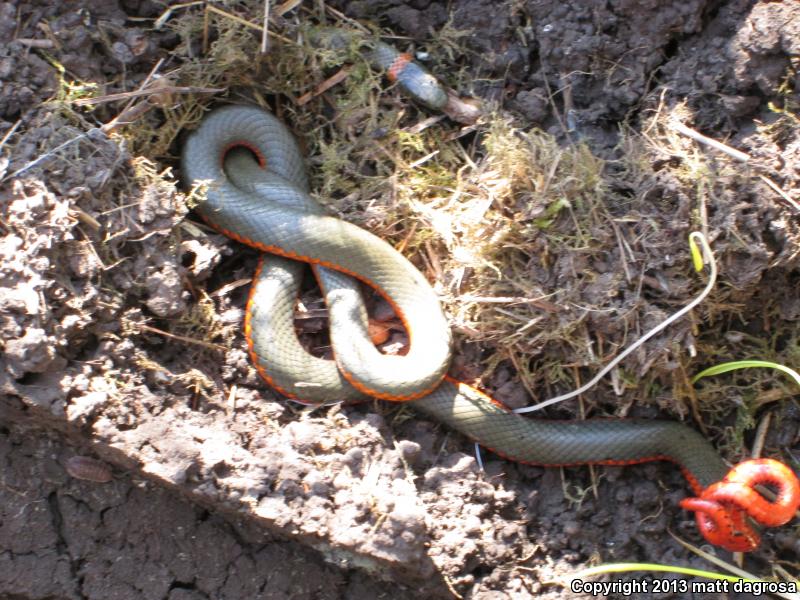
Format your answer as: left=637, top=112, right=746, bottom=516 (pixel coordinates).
left=181, top=105, right=800, bottom=552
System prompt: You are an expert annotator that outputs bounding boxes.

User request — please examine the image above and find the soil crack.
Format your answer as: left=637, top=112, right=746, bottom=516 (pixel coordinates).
left=46, top=491, right=88, bottom=600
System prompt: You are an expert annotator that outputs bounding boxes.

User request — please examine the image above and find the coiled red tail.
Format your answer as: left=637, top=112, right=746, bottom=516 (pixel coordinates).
left=680, top=458, right=800, bottom=552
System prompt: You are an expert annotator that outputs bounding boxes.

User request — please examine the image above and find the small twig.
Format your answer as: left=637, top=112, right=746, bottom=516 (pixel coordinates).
left=672, top=117, right=799, bottom=213
left=74, top=84, right=225, bottom=107
left=227, top=383, right=238, bottom=417
left=122, top=57, right=166, bottom=114
left=698, top=177, right=709, bottom=239
left=395, top=220, right=417, bottom=254
left=759, top=174, right=800, bottom=213
left=36, top=21, right=61, bottom=50
left=205, top=4, right=293, bottom=44
left=561, top=73, right=576, bottom=134
left=261, top=0, right=271, bottom=53
left=401, top=114, right=445, bottom=135
left=210, top=278, right=252, bottom=298
left=424, top=239, right=443, bottom=282
left=538, top=56, right=568, bottom=137
left=96, top=61, right=172, bottom=133
left=154, top=1, right=205, bottom=29
left=276, top=0, right=303, bottom=14
left=14, top=38, right=54, bottom=48
left=678, top=360, right=708, bottom=436
left=1, top=130, right=95, bottom=183
left=0, top=118, right=21, bottom=153
left=408, top=150, right=439, bottom=169
left=773, top=565, right=800, bottom=591
left=136, top=323, right=226, bottom=352
left=508, top=351, right=538, bottom=400
left=608, top=218, right=632, bottom=284
left=442, top=574, right=465, bottom=600
left=455, top=294, right=557, bottom=305
left=297, top=65, right=352, bottom=105
left=101, top=102, right=153, bottom=134
left=206, top=4, right=258, bottom=31
left=442, top=123, right=481, bottom=142
left=750, top=411, right=771, bottom=459
left=322, top=3, right=370, bottom=33
left=670, top=120, right=750, bottom=163
left=200, top=2, right=209, bottom=54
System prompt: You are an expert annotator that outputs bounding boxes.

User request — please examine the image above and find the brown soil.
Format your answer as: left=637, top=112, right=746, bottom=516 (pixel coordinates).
left=1, top=0, right=799, bottom=599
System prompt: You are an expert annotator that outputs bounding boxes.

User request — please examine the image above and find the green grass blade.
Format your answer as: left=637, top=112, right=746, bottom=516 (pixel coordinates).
left=691, top=360, right=800, bottom=388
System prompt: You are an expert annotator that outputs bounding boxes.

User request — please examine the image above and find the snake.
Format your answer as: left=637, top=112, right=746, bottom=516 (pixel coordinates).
left=181, top=104, right=800, bottom=553
left=308, top=27, right=448, bottom=111
left=307, top=27, right=482, bottom=124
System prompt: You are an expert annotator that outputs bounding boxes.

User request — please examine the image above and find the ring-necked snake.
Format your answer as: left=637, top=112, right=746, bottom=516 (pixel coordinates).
left=181, top=105, right=800, bottom=553
left=308, top=27, right=449, bottom=112
left=308, top=27, right=482, bottom=124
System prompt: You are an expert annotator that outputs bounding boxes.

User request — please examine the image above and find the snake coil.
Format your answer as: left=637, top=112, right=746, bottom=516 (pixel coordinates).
left=182, top=105, right=800, bottom=552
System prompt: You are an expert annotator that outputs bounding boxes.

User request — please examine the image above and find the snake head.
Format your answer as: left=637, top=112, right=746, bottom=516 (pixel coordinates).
left=680, top=458, right=800, bottom=552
